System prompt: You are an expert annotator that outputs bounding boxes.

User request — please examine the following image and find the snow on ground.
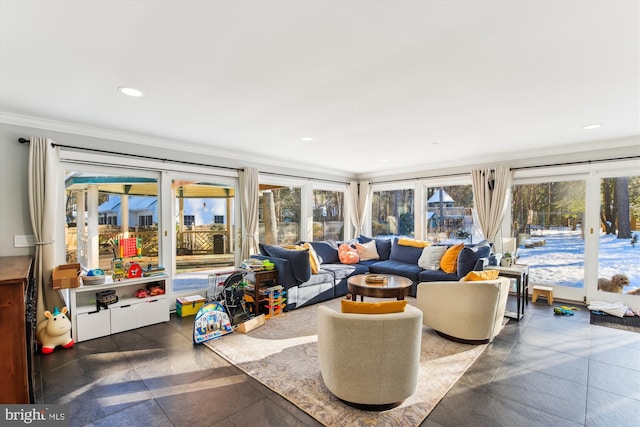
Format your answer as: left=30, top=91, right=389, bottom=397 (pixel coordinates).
left=516, top=229, right=640, bottom=291
left=173, top=230, right=640, bottom=294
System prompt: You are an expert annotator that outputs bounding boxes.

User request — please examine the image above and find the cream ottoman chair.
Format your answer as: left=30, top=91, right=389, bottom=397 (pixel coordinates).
left=317, top=302, right=422, bottom=410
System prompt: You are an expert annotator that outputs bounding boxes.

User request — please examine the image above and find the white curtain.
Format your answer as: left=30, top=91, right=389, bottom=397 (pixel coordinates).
left=471, top=166, right=512, bottom=244
left=348, top=181, right=371, bottom=237
left=239, top=167, right=259, bottom=260
left=29, top=137, right=64, bottom=323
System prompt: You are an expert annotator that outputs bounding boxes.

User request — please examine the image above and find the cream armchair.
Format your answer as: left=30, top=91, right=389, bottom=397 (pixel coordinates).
left=317, top=304, right=423, bottom=409
left=416, top=277, right=510, bottom=344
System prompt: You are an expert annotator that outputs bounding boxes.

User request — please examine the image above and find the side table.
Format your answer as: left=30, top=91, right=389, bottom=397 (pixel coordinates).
left=485, top=264, right=529, bottom=321
left=244, top=269, right=278, bottom=315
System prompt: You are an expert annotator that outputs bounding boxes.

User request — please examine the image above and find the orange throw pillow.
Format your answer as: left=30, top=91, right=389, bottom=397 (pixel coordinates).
left=397, top=237, right=432, bottom=248
left=461, top=269, right=500, bottom=281
left=341, top=299, right=407, bottom=314
left=338, top=243, right=359, bottom=264
left=439, top=243, right=464, bottom=274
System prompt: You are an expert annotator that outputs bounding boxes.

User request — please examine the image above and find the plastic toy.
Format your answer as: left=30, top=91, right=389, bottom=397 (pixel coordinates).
left=146, top=283, right=165, bottom=296
left=112, top=259, right=125, bottom=281
left=553, top=306, right=577, bottom=316
left=36, top=307, right=74, bottom=354
left=135, top=288, right=149, bottom=298
left=193, top=301, right=233, bottom=344
left=128, top=262, right=143, bottom=278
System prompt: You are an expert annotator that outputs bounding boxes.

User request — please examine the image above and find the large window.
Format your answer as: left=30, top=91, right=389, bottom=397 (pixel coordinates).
left=371, top=189, right=414, bottom=237
left=425, top=185, right=478, bottom=244
left=313, top=189, right=344, bottom=241
left=259, top=185, right=302, bottom=245
left=511, top=180, right=586, bottom=288
left=597, top=175, right=639, bottom=295
left=64, top=171, right=159, bottom=273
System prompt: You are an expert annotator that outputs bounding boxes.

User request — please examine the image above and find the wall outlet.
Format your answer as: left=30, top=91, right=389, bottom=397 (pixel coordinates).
left=14, top=235, right=36, bottom=247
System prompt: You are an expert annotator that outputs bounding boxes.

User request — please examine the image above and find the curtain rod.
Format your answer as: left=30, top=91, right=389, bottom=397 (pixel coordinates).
left=511, top=155, right=639, bottom=170
left=259, top=170, right=348, bottom=185
left=19, top=137, right=242, bottom=173
left=373, top=155, right=640, bottom=184
left=18, top=138, right=348, bottom=184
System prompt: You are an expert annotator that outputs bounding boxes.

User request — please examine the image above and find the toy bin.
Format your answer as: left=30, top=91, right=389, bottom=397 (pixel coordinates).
left=176, top=295, right=205, bottom=317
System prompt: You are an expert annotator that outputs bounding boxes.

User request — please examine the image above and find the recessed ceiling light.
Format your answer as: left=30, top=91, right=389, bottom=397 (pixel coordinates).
left=583, top=123, right=602, bottom=130
left=118, top=87, right=144, bottom=97
left=300, top=137, right=313, bottom=142
left=381, top=159, right=390, bottom=162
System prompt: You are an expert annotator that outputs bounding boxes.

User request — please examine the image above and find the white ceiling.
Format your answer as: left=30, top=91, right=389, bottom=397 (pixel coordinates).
left=1, top=1, right=638, bottom=177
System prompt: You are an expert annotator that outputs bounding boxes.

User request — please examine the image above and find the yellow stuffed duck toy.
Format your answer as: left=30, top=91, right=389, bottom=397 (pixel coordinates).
left=36, top=306, right=74, bottom=354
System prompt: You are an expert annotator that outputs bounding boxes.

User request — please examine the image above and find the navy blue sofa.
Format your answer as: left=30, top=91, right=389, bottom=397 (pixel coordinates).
left=252, top=237, right=490, bottom=311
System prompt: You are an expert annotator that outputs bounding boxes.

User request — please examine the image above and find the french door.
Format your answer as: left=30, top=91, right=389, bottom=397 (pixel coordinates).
left=512, top=163, right=639, bottom=305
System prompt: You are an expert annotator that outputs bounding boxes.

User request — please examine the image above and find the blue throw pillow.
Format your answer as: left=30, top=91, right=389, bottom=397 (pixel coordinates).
left=456, top=243, right=491, bottom=278
left=389, top=238, right=423, bottom=264
left=261, top=244, right=311, bottom=284
left=309, top=241, right=340, bottom=264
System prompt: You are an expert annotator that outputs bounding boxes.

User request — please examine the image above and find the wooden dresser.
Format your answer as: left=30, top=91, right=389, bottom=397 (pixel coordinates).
left=0, top=255, right=35, bottom=403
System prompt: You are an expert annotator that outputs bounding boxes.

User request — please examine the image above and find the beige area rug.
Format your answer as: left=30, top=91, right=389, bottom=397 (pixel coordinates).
left=204, top=298, right=497, bottom=426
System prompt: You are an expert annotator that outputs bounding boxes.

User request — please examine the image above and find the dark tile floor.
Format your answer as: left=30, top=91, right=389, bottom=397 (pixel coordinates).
left=34, top=297, right=640, bottom=427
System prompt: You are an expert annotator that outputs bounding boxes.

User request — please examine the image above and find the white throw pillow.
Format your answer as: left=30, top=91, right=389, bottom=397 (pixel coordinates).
left=418, top=245, right=447, bottom=270
left=355, top=240, right=380, bottom=261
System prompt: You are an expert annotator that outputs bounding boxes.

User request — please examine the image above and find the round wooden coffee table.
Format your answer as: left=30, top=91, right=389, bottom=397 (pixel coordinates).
left=347, top=274, right=413, bottom=301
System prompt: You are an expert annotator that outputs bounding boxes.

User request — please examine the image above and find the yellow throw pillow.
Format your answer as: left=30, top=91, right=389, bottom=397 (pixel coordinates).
left=461, top=269, right=500, bottom=281
left=355, top=240, right=380, bottom=261
left=440, top=243, right=464, bottom=273
left=341, top=299, right=407, bottom=314
left=302, top=242, right=321, bottom=274
left=397, top=237, right=432, bottom=248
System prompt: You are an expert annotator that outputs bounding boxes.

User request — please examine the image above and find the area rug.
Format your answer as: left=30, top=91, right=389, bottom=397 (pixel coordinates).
left=204, top=298, right=498, bottom=426
left=590, top=312, right=640, bottom=333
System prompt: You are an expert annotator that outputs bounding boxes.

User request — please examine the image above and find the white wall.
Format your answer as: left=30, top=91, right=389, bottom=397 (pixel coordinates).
left=0, top=124, right=33, bottom=256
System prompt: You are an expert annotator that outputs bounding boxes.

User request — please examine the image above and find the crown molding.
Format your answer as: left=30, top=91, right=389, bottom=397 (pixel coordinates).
left=0, top=111, right=352, bottom=181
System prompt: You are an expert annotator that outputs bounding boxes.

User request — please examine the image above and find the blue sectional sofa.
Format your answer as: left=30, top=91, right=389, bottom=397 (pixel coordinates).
left=252, top=237, right=491, bottom=311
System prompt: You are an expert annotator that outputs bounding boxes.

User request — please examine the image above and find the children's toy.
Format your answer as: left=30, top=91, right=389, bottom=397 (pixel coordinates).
left=112, top=259, right=125, bottom=281
left=193, top=301, right=233, bottom=344
left=127, top=262, right=143, bottom=278
left=135, top=288, right=149, bottom=298
left=146, top=283, right=165, bottom=296
left=554, top=306, right=578, bottom=316
left=36, top=307, right=74, bottom=354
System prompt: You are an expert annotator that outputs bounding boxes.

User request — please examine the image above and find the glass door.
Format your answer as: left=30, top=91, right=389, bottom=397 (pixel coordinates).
left=171, top=177, right=237, bottom=296
left=596, top=174, right=639, bottom=298
left=511, top=178, right=587, bottom=301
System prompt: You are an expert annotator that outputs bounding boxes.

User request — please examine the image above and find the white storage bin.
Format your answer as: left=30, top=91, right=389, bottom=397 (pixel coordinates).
left=76, top=310, right=110, bottom=342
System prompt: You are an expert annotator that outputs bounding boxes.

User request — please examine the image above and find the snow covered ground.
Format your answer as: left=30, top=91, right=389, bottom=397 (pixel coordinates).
left=516, top=229, right=640, bottom=292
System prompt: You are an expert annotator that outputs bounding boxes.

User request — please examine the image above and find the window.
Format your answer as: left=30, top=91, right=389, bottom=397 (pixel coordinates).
left=139, top=215, right=153, bottom=227
left=214, top=215, right=225, bottom=224
left=511, top=180, right=585, bottom=288
left=313, top=189, right=344, bottom=241
left=259, top=186, right=301, bottom=245
left=425, top=185, right=478, bottom=244
left=183, top=215, right=195, bottom=227
left=371, top=189, right=414, bottom=237
left=64, top=170, right=159, bottom=272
